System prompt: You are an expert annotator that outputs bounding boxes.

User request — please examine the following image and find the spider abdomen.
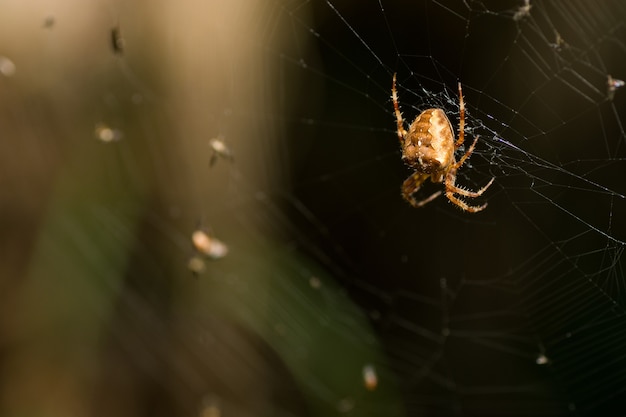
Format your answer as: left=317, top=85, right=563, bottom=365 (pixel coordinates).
left=402, top=108, right=455, bottom=174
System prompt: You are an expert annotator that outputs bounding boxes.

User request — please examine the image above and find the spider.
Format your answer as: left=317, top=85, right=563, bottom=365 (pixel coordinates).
left=391, top=73, right=494, bottom=212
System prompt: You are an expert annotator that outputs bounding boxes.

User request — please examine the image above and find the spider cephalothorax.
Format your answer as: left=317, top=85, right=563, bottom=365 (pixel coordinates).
left=392, top=73, right=494, bottom=212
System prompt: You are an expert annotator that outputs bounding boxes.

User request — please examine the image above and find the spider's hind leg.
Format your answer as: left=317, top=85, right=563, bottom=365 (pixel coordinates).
left=445, top=191, right=488, bottom=213
left=447, top=177, right=495, bottom=198
left=401, top=172, right=441, bottom=208
left=447, top=135, right=495, bottom=198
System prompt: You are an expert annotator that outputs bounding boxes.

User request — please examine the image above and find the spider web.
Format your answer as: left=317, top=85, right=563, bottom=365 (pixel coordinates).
left=2, top=0, right=626, bottom=416
left=278, top=1, right=626, bottom=415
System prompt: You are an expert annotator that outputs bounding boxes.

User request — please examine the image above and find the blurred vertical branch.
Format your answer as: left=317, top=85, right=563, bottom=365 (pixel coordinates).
left=0, top=1, right=399, bottom=416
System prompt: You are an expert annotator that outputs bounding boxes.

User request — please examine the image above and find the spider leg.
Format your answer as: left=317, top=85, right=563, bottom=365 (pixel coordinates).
left=449, top=134, right=495, bottom=195
left=445, top=169, right=487, bottom=212
left=444, top=163, right=493, bottom=213
left=445, top=190, right=488, bottom=213
left=402, top=171, right=442, bottom=208
left=453, top=134, right=479, bottom=171
left=454, top=82, right=465, bottom=149
left=446, top=175, right=495, bottom=198
left=392, top=73, right=407, bottom=145
left=443, top=131, right=494, bottom=212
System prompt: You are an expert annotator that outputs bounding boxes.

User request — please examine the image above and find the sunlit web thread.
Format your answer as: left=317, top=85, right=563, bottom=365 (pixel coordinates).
left=326, top=1, right=387, bottom=69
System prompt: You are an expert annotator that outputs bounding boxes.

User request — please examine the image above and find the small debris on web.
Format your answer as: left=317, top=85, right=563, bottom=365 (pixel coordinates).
left=549, top=30, right=566, bottom=51
left=607, top=74, right=624, bottom=100
left=208, top=136, right=234, bottom=167
left=43, top=16, right=55, bottom=28
left=94, top=123, right=123, bottom=143
left=0, top=56, right=16, bottom=77
left=309, top=276, right=321, bottom=289
left=111, top=26, right=125, bottom=55
left=187, top=256, right=206, bottom=276
left=199, top=395, right=221, bottom=417
left=42, top=16, right=56, bottom=29
left=513, top=0, right=531, bottom=21
left=191, top=229, right=228, bottom=260
left=362, top=364, right=378, bottom=391
left=336, top=397, right=354, bottom=413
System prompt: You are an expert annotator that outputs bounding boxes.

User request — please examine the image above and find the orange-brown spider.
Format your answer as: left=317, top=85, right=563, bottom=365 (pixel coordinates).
left=392, top=74, right=494, bottom=212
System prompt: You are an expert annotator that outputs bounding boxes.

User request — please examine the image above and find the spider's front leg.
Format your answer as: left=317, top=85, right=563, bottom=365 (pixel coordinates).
left=402, top=172, right=442, bottom=208
left=454, top=82, right=466, bottom=149
left=392, top=73, right=407, bottom=146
